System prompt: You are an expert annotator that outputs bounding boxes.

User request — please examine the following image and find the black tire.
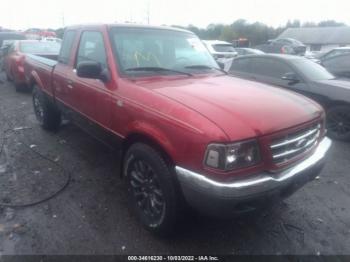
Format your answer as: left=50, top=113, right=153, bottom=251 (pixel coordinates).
left=32, top=85, right=61, bottom=131
left=327, top=105, right=350, bottom=141
left=15, top=83, right=23, bottom=92
left=123, top=143, right=184, bottom=236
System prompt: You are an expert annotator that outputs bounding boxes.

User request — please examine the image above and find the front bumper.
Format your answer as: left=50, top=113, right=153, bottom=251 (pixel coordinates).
left=176, top=137, right=332, bottom=216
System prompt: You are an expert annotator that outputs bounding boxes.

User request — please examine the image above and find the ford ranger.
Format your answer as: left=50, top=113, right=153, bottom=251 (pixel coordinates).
left=24, top=24, right=332, bottom=235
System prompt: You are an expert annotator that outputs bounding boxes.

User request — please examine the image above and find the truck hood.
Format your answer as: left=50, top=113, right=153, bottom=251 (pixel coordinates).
left=136, top=76, right=322, bottom=140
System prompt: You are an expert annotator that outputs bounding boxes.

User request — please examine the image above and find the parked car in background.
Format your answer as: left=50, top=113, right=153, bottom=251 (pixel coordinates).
left=4, top=40, right=61, bottom=91
left=235, top=48, right=264, bottom=56
left=229, top=54, right=350, bottom=141
left=255, top=38, right=306, bottom=56
left=0, top=32, right=26, bottom=48
left=303, top=51, right=323, bottom=63
left=0, top=32, right=26, bottom=70
left=306, top=47, right=350, bottom=64
left=319, top=47, right=350, bottom=62
left=203, top=40, right=238, bottom=70
left=321, top=53, right=350, bottom=78
left=24, top=24, right=331, bottom=235
left=25, top=28, right=57, bottom=40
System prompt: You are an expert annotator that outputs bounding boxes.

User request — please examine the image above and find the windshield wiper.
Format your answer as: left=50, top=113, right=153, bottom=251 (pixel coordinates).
left=125, top=67, right=193, bottom=76
left=185, top=65, right=228, bottom=75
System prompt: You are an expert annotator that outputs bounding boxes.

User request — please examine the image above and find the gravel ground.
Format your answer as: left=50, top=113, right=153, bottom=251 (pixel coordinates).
left=0, top=73, right=349, bottom=255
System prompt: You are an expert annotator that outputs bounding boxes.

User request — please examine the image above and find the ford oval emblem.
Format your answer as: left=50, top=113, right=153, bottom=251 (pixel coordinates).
left=296, top=138, right=308, bottom=148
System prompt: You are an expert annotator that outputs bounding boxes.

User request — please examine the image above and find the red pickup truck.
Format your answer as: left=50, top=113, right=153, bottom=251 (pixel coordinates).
left=24, top=24, right=332, bottom=235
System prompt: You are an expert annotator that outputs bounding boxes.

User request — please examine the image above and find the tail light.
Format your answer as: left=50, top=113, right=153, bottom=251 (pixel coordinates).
left=15, top=54, right=25, bottom=64
left=15, top=54, right=25, bottom=72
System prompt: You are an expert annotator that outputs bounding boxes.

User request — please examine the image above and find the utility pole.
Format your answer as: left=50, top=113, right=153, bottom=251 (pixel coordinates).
left=146, top=0, right=150, bottom=24
left=61, top=11, right=65, bottom=28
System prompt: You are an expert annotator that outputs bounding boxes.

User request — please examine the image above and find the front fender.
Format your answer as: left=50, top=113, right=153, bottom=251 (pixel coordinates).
left=126, top=120, right=177, bottom=160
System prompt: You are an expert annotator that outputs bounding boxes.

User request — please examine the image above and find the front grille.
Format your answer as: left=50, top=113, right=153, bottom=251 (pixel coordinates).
left=270, top=123, right=321, bottom=164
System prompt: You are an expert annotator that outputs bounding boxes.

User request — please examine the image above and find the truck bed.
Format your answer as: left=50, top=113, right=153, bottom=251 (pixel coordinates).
left=24, top=54, right=58, bottom=96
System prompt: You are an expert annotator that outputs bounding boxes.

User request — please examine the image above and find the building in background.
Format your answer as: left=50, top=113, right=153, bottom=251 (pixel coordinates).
left=278, top=27, right=350, bottom=53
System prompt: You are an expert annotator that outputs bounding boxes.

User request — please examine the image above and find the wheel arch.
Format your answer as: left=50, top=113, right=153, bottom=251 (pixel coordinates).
left=121, top=132, right=176, bottom=178
left=27, top=70, right=44, bottom=90
left=123, top=132, right=175, bottom=165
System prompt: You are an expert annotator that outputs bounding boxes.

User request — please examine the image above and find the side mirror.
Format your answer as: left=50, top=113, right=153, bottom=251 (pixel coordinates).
left=77, top=61, right=108, bottom=82
left=281, top=72, right=300, bottom=84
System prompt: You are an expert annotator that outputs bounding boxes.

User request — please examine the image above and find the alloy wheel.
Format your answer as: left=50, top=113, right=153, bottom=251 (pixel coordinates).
left=327, top=109, right=350, bottom=139
left=128, top=159, right=166, bottom=224
left=33, top=93, right=44, bottom=123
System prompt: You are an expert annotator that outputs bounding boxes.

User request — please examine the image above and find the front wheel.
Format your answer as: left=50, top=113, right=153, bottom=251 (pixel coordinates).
left=32, top=85, right=61, bottom=131
left=327, top=105, right=350, bottom=141
left=124, top=143, right=184, bottom=236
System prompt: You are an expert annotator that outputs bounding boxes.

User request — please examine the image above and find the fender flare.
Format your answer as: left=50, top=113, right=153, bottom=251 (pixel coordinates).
left=124, top=120, right=177, bottom=163
left=29, top=70, right=45, bottom=90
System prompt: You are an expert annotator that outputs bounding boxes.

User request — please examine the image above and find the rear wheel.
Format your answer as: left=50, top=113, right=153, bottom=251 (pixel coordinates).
left=327, top=105, right=350, bottom=141
left=124, top=143, right=184, bottom=236
left=15, top=82, right=24, bottom=92
left=32, top=85, right=61, bottom=131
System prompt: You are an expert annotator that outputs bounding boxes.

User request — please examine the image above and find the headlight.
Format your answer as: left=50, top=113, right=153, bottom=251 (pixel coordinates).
left=204, top=140, right=260, bottom=171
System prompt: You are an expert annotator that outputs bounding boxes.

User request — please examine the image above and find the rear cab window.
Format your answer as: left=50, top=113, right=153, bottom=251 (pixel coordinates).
left=58, top=30, right=77, bottom=64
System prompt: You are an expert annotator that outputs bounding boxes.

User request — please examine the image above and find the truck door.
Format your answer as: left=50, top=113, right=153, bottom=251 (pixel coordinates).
left=66, top=30, right=113, bottom=140
left=53, top=30, right=78, bottom=110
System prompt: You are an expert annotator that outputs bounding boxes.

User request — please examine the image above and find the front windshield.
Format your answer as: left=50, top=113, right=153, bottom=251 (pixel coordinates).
left=20, top=41, right=61, bottom=54
left=110, top=27, right=219, bottom=76
left=292, top=58, right=335, bottom=81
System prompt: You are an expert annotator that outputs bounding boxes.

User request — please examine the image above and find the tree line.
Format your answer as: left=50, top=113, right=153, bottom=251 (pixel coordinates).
left=172, top=19, right=347, bottom=46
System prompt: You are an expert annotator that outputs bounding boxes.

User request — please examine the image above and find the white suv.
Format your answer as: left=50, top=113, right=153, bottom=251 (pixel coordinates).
left=202, top=40, right=238, bottom=71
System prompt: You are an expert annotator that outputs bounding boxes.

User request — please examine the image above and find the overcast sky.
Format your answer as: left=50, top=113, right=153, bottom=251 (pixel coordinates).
left=0, top=0, right=349, bottom=30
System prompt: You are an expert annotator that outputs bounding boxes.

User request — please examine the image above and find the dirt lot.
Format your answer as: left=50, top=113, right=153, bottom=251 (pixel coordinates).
left=0, top=73, right=349, bottom=255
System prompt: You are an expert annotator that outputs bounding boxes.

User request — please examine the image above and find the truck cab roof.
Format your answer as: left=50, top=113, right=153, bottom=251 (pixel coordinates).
left=65, top=23, right=193, bottom=34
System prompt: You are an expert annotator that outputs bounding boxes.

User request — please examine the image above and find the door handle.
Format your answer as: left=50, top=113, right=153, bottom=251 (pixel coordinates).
left=66, top=79, right=74, bottom=89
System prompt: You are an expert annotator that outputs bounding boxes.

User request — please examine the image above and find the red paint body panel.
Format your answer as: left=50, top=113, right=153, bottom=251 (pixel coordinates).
left=24, top=24, right=325, bottom=181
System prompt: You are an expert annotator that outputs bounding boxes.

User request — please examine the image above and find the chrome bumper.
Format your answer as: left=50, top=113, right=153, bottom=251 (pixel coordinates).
left=176, top=137, right=332, bottom=200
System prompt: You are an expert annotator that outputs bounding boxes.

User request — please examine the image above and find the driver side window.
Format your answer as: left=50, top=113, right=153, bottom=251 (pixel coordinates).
left=76, top=31, right=107, bottom=69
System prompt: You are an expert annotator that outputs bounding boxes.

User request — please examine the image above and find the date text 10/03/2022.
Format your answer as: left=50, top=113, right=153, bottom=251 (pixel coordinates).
left=127, top=256, right=220, bottom=261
